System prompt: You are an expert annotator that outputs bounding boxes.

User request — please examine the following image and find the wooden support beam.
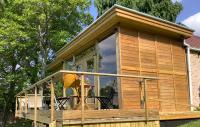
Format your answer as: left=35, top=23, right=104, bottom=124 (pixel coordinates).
left=63, top=87, right=66, bottom=97
left=116, top=26, right=122, bottom=109
left=81, top=75, right=85, bottom=124
left=94, top=43, right=101, bottom=110
left=34, top=86, right=37, bottom=127
left=143, top=79, right=148, bottom=123
left=25, top=92, right=28, bottom=114
left=39, top=86, right=43, bottom=97
left=50, top=78, right=55, bottom=122
left=19, top=95, right=22, bottom=115
left=15, top=97, right=18, bottom=117
left=96, top=75, right=100, bottom=110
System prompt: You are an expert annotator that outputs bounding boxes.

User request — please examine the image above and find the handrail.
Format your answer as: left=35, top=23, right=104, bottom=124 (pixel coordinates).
left=15, top=69, right=159, bottom=125
left=16, top=70, right=159, bottom=96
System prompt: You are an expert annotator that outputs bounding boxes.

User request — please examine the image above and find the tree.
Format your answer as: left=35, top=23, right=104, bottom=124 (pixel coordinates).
left=0, top=17, right=38, bottom=126
left=94, top=0, right=182, bottom=22
left=0, top=0, right=93, bottom=125
left=11, top=0, right=93, bottom=78
left=0, top=0, right=9, bottom=13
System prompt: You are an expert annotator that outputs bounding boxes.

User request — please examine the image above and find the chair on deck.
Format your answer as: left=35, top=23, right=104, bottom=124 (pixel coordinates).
left=63, top=74, right=80, bottom=95
left=62, top=74, right=94, bottom=110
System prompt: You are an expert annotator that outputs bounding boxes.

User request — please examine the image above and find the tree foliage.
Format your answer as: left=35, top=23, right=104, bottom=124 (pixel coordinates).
left=0, top=0, right=8, bottom=12
left=94, top=0, right=183, bottom=22
left=0, top=0, right=93, bottom=125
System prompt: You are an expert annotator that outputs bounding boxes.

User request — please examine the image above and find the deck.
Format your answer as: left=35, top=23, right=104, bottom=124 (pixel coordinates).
left=160, top=111, right=200, bottom=120
left=15, top=109, right=159, bottom=125
left=14, top=70, right=200, bottom=126
left=15, top=109, right=200, bottom=127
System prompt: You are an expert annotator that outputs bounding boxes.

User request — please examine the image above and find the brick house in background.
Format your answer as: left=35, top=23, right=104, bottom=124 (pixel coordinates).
left=185, top=35, right=200, bottom=108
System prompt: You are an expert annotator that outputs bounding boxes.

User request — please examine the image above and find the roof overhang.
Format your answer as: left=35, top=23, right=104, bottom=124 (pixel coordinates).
left=47, top=5, right=193, bottom=71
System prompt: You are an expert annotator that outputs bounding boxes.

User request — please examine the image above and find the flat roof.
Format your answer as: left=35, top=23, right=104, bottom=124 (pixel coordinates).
left=47, top=4, right=193, bottom=70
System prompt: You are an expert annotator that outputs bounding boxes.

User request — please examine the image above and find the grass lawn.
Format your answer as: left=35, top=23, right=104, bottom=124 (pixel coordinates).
left=178, top=119, right=200, bottom=127
left=5, top=119, right=32, bottom=127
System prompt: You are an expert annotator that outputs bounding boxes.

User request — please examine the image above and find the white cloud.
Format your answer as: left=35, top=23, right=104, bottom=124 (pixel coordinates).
left=98, top=34, right=115, bottom=52
left=101, top=54, right=116, bottom=64
left=182, top=12, right=200, bottom=36
left=172, top=0, right=182, bottom=3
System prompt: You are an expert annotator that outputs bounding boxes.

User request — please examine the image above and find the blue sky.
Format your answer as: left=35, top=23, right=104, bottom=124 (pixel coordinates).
left=89, top=0, right=98, bottom=20
left=89, top=0, right=200, bottom=36
left=176, top=0, right=200, bottom=22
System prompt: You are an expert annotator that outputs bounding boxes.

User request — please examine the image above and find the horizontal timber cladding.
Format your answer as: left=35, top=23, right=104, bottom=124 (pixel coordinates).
left=63, top=121, right=160, bottom=127
left=120, top=70, right=141, bottom=109
left=119, top=26, right=190, bottom=112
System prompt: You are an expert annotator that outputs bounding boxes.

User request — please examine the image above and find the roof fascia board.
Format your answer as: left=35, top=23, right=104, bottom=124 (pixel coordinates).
left=48, top=5, right=194, bottom=70
left=56, top=4, right=193, bottom=55
left=115, top=7, right=193, bottom=37
left=114, top=4, right=193, bottom=32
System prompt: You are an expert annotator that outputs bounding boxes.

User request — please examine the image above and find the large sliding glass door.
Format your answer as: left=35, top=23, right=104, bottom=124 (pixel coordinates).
left=64, top=33, right=119, bottom=108
left=96, top=34, right=118, bottom=108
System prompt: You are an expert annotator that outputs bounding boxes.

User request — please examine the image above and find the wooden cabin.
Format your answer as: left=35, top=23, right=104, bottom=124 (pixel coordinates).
left=15, top=5, right=200, bottom=127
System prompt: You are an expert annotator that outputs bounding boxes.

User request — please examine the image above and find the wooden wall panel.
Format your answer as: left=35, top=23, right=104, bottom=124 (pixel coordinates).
left=159, top=74, right=176, bottom=112
left=120, top=28, right=139, bottom=68
left=141, top=72, right=159, bottom=110
left=157, top=37, right=173, bottom=72
left=174, top=75, right=189, bottom=111
left=119, top=26, right=189, bottom=112
left=172, top=41, right=187, bottom=73
left=140, top=33, right=156, bottom=70
left=121, top=70, right=140, bottom=109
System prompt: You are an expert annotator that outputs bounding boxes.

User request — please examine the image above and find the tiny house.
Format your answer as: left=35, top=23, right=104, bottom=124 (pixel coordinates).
left=15, top=5, right=200, bottom=127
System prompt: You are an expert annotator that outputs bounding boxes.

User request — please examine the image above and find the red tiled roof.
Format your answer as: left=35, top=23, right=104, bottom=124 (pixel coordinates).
left=185, top=35, right=200, bottom=49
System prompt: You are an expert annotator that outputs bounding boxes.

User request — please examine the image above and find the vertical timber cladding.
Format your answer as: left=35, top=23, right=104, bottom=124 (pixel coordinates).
left=119, top=26, right=189, bottom=112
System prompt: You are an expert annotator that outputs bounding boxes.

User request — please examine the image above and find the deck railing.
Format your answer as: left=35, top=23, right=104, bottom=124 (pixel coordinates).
left=15, top=70, right=158, bottom=126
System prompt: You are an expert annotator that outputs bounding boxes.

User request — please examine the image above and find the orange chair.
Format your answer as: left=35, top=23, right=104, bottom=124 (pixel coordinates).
left=63, top=74, right=80, bottom=96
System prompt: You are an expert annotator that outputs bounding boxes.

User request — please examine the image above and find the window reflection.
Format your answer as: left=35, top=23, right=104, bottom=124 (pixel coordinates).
left=86, top=59, right=94, bottom=72
left=63, top=33, right=118, bottom=108
left=64, top=57, right=74, bottom=71
left=97, top=34, right=118, bottom=108
left=98, top=34, right=117, bottom=74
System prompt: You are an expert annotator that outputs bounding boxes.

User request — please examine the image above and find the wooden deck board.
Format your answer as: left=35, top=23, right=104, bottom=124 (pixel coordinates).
left=16, top=109, right=159, bottom=124
left=62, top=109, right=159, bottom=120
left=159, top=111, right=200, bottom=120
left=16, top=109, right=200, bottom=125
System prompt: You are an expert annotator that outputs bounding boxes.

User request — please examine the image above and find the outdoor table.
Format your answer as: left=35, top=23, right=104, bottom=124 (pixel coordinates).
left=56, top=96, right=71, bottom=110
left=86, top=96, right=113, bottom=109
left=43, top=96, right=71, bottom=110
